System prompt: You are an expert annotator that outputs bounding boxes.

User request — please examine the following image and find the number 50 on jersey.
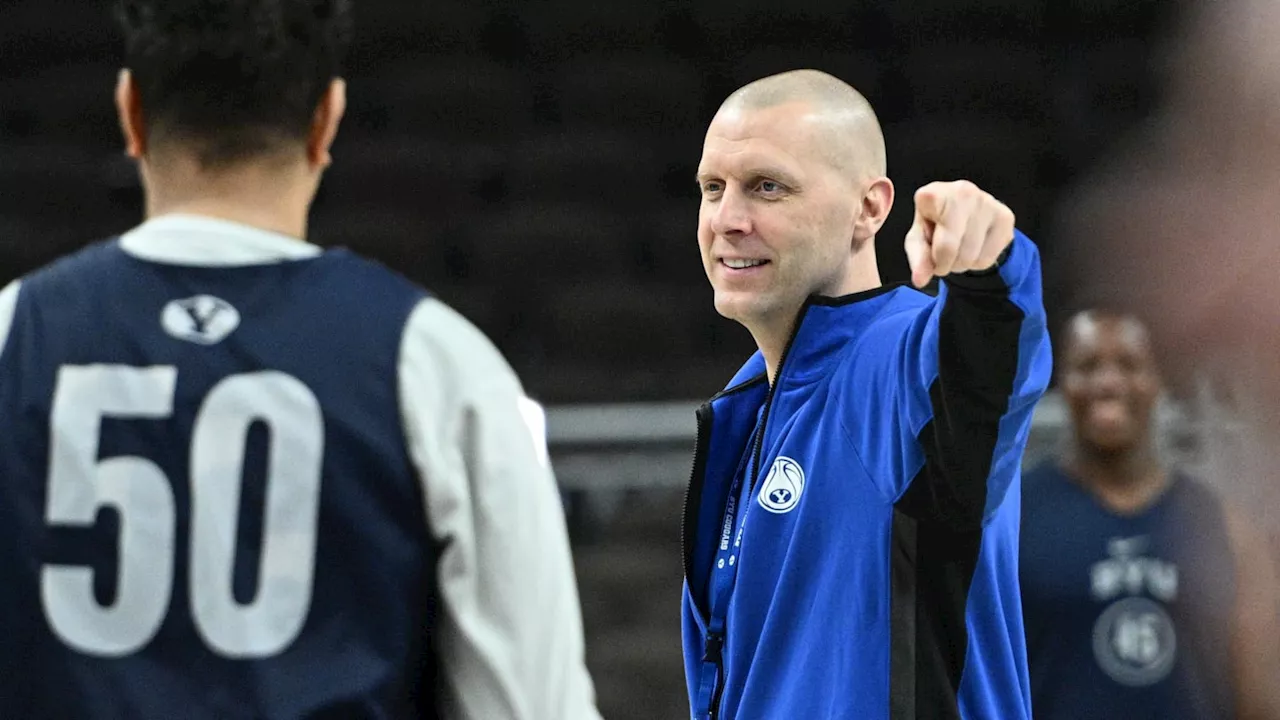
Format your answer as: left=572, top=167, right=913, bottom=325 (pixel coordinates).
left=42, top=364, right=323, bottom=659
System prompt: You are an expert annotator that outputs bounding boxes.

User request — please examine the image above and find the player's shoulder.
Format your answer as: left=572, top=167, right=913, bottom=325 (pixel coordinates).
left=0, top=238, right=123, bottom=359
left=400, top=295, right=522, bottom=394
left=820, top=285, right=932, bottom=381
left=1164, top=469, right=1235, bottom=532
left=862, top=284, right=935, bottom=332
left=1019, top=460, right=1076, bottom=511
left=830, top=284, right=934, bottom=367
left=17, top=237, right=125, bottom=293
left=1022, top=458, right=1067, bottom=485
left=316, top=248, right=427, bottom=302
left=1164, top=470, right=1264, bottom=570
left=320, top=248, right=412, bottom=286
left=309, top=251, right=513, bottom=389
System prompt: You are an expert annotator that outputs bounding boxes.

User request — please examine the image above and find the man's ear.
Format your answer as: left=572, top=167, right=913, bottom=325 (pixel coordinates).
left=308, top=78, right=347, bottom=169
left=115, top=69, right=147, bottom=159
left=853, top=176, right=894, bottom=243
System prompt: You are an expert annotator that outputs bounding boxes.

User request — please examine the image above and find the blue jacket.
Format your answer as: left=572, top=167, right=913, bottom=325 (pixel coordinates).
left=681, top=231, right=1052, bottom=719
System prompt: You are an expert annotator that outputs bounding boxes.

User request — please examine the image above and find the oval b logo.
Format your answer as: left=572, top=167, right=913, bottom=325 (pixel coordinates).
left=758, top=456, right=805, bottom=514
left=161, top=295, right=240, bottom=346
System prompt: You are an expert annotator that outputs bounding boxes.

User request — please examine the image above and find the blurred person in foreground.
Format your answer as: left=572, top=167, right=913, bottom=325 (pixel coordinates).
left=680, top=69, right=1052, bottom=720
left=0, top=1, right=600, bottom=718
left=1020, top=309, right=1280, bottom=720
left=1061, top=0, right=1280, bottom=569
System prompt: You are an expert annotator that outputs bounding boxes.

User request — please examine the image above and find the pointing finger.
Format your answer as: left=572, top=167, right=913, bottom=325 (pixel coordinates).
left=905, top=222, right=934, bottom=289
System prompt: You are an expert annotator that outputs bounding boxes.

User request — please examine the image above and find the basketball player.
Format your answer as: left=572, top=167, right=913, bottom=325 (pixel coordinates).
left=0, top=1, right=600, bottom=718
left=1059, top=0, right=1280, bottom=569
left=1020, top=309, right=1280, bottom=719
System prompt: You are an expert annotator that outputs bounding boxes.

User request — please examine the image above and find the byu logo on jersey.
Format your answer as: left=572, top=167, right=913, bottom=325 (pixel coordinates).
left=1092, top=596, right=1178, bottom=686
left=758, top=456, right=805, bottom=513
left=1089, top=535, right=1179, bottom=686
left=161, top=295, right=241, bottom=345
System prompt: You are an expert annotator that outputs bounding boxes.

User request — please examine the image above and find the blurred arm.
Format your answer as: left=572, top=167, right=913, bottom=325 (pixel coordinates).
left=0, top=280, right=20, bottom=360
left=399, top=298, right=601, bottom=720
left=1225, top=505, right=1280, bottom=720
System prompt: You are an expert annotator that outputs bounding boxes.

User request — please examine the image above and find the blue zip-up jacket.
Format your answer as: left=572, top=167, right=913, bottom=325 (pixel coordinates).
left=681, top=231, right=1052, bottom=720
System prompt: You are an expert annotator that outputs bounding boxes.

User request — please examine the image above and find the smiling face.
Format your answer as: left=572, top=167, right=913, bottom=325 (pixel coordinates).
left=1061, top=312, right=1163, bottom=456
left=696, top=101, right=866, bottom=335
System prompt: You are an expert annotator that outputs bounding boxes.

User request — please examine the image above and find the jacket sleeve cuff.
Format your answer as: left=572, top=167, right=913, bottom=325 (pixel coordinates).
left=945, top=229, right=1034, bottom=292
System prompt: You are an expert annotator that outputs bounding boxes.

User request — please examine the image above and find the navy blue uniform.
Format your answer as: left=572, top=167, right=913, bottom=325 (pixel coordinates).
left=0, top=237, right=439, bottom=718
left=1020, top=462, right=1236, bottom=720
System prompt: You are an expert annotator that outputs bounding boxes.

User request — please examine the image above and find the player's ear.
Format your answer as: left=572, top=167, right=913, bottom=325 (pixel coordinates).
left=115, top=69, right=146, bottom=159
left=853, top=176, right=894, bottom=244
left=308, top=78, right=346, bottom=170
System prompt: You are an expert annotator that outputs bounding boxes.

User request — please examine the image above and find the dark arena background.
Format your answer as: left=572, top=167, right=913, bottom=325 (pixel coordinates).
left=6, top=1, right=1279, bottom=718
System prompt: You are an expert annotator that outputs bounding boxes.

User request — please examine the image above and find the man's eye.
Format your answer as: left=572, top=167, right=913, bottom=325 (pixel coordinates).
left=759, top=180, right=781, bottom=193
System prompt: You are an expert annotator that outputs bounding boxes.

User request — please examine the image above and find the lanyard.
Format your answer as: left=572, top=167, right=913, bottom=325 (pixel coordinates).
left=695, top=412, right=764, bottom=720
left=709, top=454, right=752, bottom=623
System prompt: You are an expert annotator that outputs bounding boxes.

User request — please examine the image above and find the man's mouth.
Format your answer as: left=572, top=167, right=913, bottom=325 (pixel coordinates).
left=721, top=258, right=769, bottom=270
left=1088, top=398, right=1130, bottom=426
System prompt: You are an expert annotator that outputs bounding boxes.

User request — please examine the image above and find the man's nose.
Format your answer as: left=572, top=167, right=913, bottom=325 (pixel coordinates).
left=710, top=186, right=752, bottom=237
left=1092, top=363, right=1128, bottom=394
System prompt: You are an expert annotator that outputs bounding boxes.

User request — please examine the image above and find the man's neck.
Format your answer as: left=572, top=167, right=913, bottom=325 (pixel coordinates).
left=1066, top=443, right=1169, bottom=514
left=148, top=198, right=310, bottom=240
left=758, top=325, right=790, bottom=387
left=755, top=256, right=883, bottom=385
left=141, top=156, right=314, bottom=240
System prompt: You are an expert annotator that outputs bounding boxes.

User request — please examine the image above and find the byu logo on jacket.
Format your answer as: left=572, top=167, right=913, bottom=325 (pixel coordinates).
left=758, top=456, right=805, bottom=513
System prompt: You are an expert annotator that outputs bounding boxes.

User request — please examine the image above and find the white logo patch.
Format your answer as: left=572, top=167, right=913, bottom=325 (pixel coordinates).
left=758, top=456, right=805, bottom=513
left=161, top=295, right=240, bottom=345
left=1092, top=596, right=1178, bottom=686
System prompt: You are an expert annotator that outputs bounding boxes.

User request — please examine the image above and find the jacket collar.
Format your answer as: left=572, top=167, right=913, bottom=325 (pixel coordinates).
left=724, top=282, right=919, bottom=391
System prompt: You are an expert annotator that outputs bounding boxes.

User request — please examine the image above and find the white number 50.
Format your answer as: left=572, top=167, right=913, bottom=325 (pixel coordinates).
left=42, top=365, right=324, bottom=659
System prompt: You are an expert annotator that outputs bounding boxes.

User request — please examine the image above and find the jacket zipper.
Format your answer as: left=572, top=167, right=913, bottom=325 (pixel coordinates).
left=706, top=631, right=726, bottom=720
left=685, top=301, right=810, bottom=720
left=748, top=308, right=805, bottom=491
left=682, top=403, right=727, bottom=720
left=681, top=403, right=713, bottom=589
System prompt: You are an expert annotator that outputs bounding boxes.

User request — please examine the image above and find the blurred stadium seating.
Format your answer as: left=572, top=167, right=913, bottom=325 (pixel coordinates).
left=0, top=0, right=1183, bottom=406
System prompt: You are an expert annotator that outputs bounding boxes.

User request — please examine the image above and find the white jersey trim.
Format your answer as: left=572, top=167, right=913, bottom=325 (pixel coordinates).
left=119, top=214, right=321, bottom=267
left=0, top=280, right=20, bottom=361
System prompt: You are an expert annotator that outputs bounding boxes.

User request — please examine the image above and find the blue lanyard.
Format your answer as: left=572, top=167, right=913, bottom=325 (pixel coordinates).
left=709, top=406, right=767, bottom=619
left=709, top=456, right=752, bottom=622
left=695, top=415, right=762, bottom=719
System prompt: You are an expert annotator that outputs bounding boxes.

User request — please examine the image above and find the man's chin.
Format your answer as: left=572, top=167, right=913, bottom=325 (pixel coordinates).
left=712, top=290, right=805, bottom=339
left=712, top=293, right=758, bottom=323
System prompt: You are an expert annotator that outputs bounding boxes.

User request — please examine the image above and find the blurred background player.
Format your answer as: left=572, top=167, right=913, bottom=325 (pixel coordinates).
left=1060, top=0, right=1280, bottom=570
left=1020, top=309, right=1280, bottom=719
left=0, top=1, right=600, bottom=718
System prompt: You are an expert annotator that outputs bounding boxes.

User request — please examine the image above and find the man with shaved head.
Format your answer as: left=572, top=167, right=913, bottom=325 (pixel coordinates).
left=680, top=70, right=1052, bottom=719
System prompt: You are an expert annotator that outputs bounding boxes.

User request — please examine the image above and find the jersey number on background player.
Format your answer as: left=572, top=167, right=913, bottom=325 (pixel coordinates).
left=41, top=365, right=323, bottom=659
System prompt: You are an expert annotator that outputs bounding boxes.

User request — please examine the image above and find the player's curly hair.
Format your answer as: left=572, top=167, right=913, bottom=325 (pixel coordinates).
left=114, top=0, right=352, bottom=168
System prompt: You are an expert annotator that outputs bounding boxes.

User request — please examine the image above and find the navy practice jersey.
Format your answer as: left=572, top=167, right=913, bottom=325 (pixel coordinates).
left=1020, top=462, right=1236, bottom=720
left=0, top=216, right=599, bottom=720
